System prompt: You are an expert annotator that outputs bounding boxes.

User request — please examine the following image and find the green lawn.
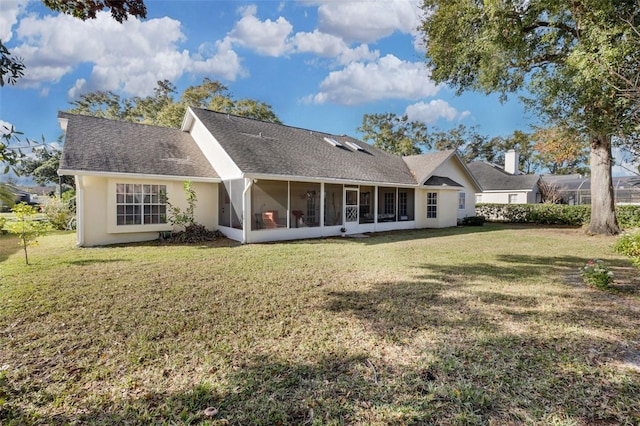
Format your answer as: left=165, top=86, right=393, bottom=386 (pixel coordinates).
left=1, top=225, right=639, bottom=425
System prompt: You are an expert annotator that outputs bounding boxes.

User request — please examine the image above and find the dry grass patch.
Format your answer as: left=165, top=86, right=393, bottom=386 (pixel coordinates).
left=1, top=225, right=639, bottom=425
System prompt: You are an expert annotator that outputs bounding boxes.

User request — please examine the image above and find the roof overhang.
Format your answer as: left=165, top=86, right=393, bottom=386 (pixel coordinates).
left=57, top=169, right=221, bottom=183
left=478, top=189, right=533, bottom=193
left=243, top=172, right=417, bottom=188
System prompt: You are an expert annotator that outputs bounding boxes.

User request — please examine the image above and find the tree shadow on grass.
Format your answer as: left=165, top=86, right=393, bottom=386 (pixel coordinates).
left=1, top=354, right=401, bottom=425
left=65, top=258, right=130, bottom=266
left=0, top=234, right=21, bottom=263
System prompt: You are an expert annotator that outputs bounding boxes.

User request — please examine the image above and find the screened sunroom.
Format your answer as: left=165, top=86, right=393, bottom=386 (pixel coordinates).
left=217, top=178, right=417, bottom=242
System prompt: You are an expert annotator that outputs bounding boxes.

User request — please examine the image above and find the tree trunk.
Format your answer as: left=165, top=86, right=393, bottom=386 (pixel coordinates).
left=586, top=134, right=620, bottom=235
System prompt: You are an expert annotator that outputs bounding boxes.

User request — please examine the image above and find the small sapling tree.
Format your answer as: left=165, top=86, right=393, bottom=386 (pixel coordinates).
left=5, top=202, right=50, bottom=265
left=164, top=180, right=197, bottom=228
left=160, top=181, right=218, bottom=243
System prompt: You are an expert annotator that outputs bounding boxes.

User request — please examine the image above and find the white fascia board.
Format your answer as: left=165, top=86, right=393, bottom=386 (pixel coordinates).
left=479, top=189, right=533, bottom=193
left=243, top=172, right=417, bottom=188
left=422, top=185, right=462, bottom=192
left=180, top=107, right=196, bottom=132
left=58, top=116, right=69, bottom=133
left=57, top=169, right=220, bottom=183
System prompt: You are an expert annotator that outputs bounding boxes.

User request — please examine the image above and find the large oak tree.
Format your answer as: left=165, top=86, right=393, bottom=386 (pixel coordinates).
left=420, top=0, right=640, bottom=235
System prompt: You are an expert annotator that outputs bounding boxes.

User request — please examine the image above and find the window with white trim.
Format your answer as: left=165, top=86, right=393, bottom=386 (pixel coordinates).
left=458, top=192, right=466, bottom=210
left=508, top=194, right=518, bottom=204
left=427, top=192, right=437, bottom=219
left=116, top=183, right=167, bottom=225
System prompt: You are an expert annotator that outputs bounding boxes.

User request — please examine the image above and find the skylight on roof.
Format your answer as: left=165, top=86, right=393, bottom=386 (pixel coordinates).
left=345, top=141, right=364, bottom=151
left=323, top=137, right=342, bottom=147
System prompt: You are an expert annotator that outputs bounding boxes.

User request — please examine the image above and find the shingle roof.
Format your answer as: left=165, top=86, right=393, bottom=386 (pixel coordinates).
left=189, top=108, right=418, bottom=185
left=58, top=112, right=219, bottom=179
left=467, top=161, right=539, bottom=191
left=402, top=151, right=456, bottom=184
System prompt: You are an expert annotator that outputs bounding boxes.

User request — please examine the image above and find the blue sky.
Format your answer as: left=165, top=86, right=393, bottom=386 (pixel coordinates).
left=1, top=0, right=536, bottom=149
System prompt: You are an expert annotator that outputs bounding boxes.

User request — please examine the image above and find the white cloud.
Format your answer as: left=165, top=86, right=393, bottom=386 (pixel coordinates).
left=291, top=30, right=379, bottom=64
left=316, top=0, right=422, bottom=43
left=9, top=10, right=246, bottom=96
left=0, top=0, right=28, bottom=42
left=310, top=54, right=439, bottom=105
left=228, top=7, right=293, bottom=57
left=405, top=100, right=470, bottom=124
left=189, top=37, right=248, bottom=81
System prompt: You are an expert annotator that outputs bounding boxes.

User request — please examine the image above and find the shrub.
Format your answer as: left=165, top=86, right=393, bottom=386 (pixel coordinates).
left=474, top=203, right=640, bottom=228
left=580, top=259, right=614, bottom=290
left=476, top=203, right=590, bottom=226
left=0, top=216, right=6, bottom=234
left=614, top=230, right=640, bottom=265
left=459, top=215, right=485, bottom=226
left=40, top=195, right=75, bottom=230
left=616, top=205, right=640, bottom=229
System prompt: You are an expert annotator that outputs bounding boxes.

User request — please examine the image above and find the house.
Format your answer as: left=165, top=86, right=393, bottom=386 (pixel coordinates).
left=58, top=108, right=482, bottom=246
left=467, top=150, right=541, bottom=204
left=0, top=184, right=32, bottom=211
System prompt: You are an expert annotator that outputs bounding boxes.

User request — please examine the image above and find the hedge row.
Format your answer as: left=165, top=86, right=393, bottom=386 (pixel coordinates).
left=476, top=203, right=640, bottom=228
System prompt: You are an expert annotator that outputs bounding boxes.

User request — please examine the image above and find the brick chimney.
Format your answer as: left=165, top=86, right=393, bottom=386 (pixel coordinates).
left=505, top=149, right=519, bottom=175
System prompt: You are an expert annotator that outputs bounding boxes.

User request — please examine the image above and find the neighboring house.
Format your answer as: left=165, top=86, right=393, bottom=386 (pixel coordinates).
left=0, top=184, right=31, bottom=211
left=467, top=150, right=541, bottom=204
left=58, top=108, right=482, bottom=246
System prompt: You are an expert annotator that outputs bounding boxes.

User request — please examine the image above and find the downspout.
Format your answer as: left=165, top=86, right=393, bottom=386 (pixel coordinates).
left=75, top=175, right=85, bottom=247
left=242, top=177, right=254, bottom=244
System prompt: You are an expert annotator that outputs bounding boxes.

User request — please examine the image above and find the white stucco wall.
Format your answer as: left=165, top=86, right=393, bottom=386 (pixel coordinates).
left=77, top=175, right=218, bottom=247
left=415, top=188, right=459, bottom=229
left=475, top=191, right=532, bottom=204
left=429, top=159, right=479, bottom=219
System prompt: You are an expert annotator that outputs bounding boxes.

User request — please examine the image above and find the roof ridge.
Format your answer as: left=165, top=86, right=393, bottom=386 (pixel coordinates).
left=189, top=106, right=353, bottom=139
left=58, top=111, right=180, bottom=131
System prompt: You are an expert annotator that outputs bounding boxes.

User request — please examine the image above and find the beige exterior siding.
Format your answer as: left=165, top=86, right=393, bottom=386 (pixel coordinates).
left=415, top=188, right=459, bottom=228
left=428, top=159, right=479, bottom=219
left=77, top=175, right=218, bottom=246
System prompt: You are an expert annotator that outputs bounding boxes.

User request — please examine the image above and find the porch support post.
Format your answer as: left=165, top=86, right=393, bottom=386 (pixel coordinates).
left=76, top=175, right=85, bottom=247
left=242, top=177, right=253, bottom=244
left=374, top=185, right=378, bottom=224
left=320, top=182, right=325, bottom=228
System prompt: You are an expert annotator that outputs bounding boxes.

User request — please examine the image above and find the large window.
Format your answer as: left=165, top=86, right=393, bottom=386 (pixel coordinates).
left=116, top=184, right=167, bottom=225
left=427, top=192, right=438, bottom=219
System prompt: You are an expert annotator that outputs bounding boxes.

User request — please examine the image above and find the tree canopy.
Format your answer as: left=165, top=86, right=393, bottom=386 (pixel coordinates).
left=357, top=113, right=428, bottom=156
left=14, top=146, right=74, bottom=188
left=66, top=78, right=281, bottom=128
left=420, top=0, right=640, bottom=235
left=357, top=113, right=589, bottom=176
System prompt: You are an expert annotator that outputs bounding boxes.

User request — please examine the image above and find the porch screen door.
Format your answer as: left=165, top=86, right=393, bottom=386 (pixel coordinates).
left=344, top=188, right=359, bottom=224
